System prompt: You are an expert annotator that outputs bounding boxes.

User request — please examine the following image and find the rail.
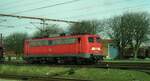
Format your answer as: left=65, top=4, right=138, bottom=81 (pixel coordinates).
left=1, top=61, right=150, bottom=70
left=0, top=74, right=92, bottom=81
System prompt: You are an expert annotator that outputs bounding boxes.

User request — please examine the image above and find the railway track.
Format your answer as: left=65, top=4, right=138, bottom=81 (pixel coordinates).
left=0, top=61, right=150, bottom=80
left=1, top=61, right=150, bottom=75
left=0, top=74, right=91, bottom=81
left=98, top=62, right=150, bottom=69
left=1, top=61, right=150, bottom=70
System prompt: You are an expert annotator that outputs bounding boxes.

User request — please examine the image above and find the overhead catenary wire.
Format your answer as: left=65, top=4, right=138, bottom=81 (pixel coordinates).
left=0, top=0, right=114, bottom=14
left=30, top=22, right=49, bottom=25
left=61, top=3, right=150, bottom=20
left=1, top=0, right=147, bottom=20
left=0, top=25, right=14, bottom=28
left=0, top=0, right=21, bottom=7
left=0, top=0, right=51, bottom=10
left=11, top=0, right=81, bottom=14
left=34, top=0, right=147, bottom=20
left=0, top=19, right=7, bottom=23
left=30, top=22, right=43, bottom=31
left=0, top=0, right=148, bottom=25
left=33, top=0, right=131, bottom=17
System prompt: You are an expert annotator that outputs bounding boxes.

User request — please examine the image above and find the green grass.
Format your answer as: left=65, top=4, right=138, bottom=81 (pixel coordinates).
left=0, top=64, right=69, bottom=76
left=62, top=68, right=150, bottom=81
left=0, top=65, right=149, bottom=81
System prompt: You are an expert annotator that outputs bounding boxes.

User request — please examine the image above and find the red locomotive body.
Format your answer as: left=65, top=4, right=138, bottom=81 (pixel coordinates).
left=24, top=34, right=103, bottom=63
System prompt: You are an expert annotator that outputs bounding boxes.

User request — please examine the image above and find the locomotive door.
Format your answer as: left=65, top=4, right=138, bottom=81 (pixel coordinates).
left=76, top=38, right=81, bottom=54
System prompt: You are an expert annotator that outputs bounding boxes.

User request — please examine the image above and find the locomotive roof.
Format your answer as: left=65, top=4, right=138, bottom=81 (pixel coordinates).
left=29, top=34, right=100, bottom=40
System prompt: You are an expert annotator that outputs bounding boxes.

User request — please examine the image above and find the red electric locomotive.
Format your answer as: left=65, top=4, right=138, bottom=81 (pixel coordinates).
left=24, top=34, right=103, bottom=64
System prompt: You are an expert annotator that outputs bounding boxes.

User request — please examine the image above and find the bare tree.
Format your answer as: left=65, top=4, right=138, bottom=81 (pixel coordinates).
left=124, top=12, right=150, bottom=59
left=69, top=20, right=104, bottom=34
left=4, top=33, right=28, bottom=57
left=32, top=24, right=63, bottom=38
left=109, top=12, right=150, bottom=59
left=108, top=16, right=132, bottom=59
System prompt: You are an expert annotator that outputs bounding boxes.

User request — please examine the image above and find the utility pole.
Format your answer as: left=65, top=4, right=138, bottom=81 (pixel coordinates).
left=41, top=19, right=46, bottom=36
left=0, top=33, right=2, bottom=47
left=0, top=33, right=4, bottom=62
left=41, top=19, right=46, bottom=30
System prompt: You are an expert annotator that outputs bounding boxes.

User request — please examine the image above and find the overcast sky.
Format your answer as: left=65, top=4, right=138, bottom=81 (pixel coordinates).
left=0, top=0, right=150, bottom=36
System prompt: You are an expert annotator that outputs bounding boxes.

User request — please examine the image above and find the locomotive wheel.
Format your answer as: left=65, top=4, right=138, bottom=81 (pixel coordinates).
left=56, top=58, right=65, bottom=64
left=40, top=59, right=46, bottom=64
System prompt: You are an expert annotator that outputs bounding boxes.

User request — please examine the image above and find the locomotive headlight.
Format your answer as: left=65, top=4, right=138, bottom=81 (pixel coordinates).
left=91, top=47, right=101, bottom=50
left=91, top=47, right=96, bottom=50
left=97, top=48, right=101, bottom=50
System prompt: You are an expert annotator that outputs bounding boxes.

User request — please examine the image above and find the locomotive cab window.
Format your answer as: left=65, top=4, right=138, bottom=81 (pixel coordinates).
left=88, top=37, right=94, bottom=43
left=96, top=37, right=101, bottom=43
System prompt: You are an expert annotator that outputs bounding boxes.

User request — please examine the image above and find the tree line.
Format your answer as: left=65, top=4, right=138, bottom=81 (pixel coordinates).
left=3, top=12, right=150, bottom=59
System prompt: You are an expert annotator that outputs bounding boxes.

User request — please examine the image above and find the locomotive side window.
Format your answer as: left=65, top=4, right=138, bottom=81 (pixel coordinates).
left=29, top=40, right=38, bottom=47
left=29, top=38, right=77, bottom=46
left=88, top=37, right=94, bottom=43
left=52, top=39, right=61, bottom=45
left=29, top=40, right=48, bottom=47
left=41, top=40, right=48, bottom=46
left=49, top=38, right=76, bottom=45
left=63, top=38, right=76, bottom=44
